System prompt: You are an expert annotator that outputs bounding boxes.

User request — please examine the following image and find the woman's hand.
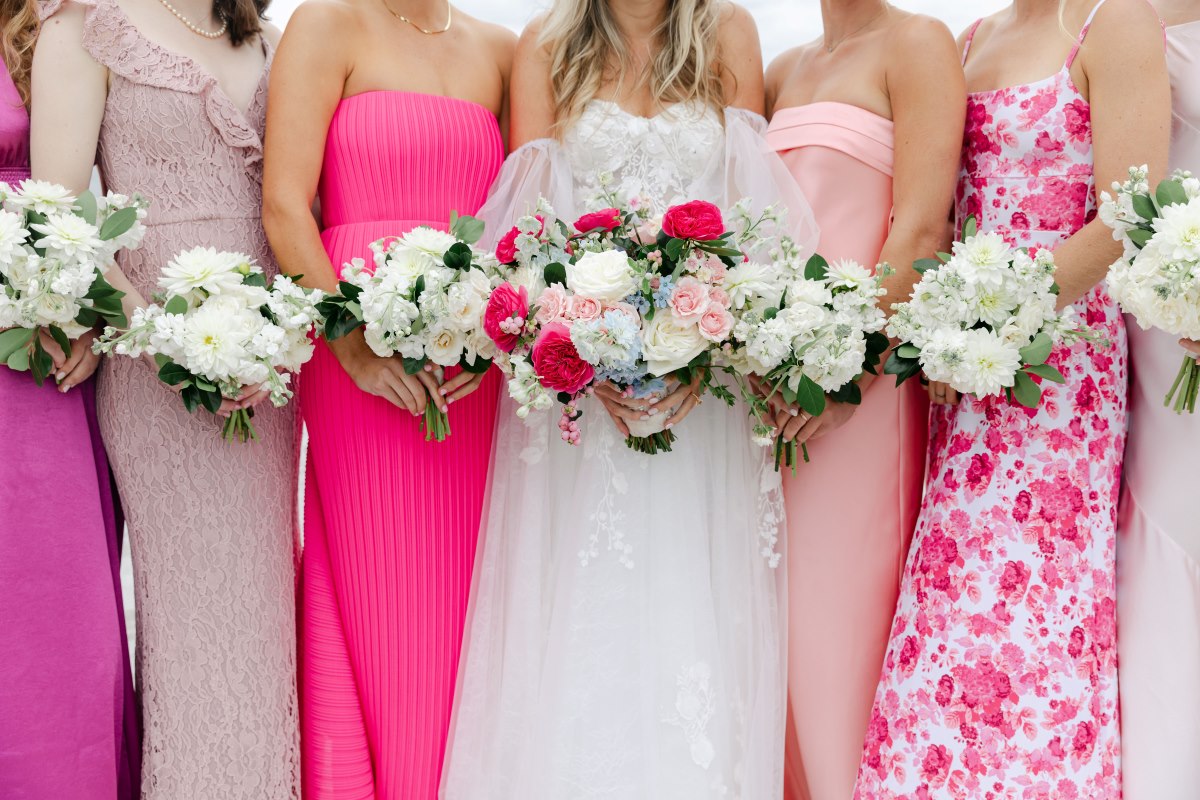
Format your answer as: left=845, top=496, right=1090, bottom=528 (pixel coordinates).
left=927, top=379, right=959, bottom=406
left=1182, top=339, right=1200, bottom=363
left=54, top=330, right=102, bottom=392
left=328, top=329, right=440, bottom=416
left=438, top=367, right=489, bottom=405
left=774, top=398, right=857, bottom=446
left=593, top=381, right=662, bottom=438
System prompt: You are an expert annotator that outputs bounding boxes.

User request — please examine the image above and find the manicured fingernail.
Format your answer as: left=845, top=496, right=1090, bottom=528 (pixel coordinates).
left=439, top=388, right=448, bottom=395
left=790, top=409, right=798, bottom=416
left=424, top=364, right=433, bottom=372
left=441, top=405, right=448, bottom=412
left=665, top=422, right=674, bottom=429
left=648, top=408, right=659, bottom=416
left=56, top=371, right=65, bottom=380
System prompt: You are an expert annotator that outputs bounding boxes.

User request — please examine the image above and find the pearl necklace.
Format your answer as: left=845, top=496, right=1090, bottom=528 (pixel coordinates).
left=381, top=0, right=452, bottom=35
left=156, top=0, right=228, bottom=39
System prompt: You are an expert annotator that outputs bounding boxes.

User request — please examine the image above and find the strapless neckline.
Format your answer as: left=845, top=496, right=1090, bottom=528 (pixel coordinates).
left=766, top=102, right=895, bottom=176
left=339, top=89, right=497, bottom=118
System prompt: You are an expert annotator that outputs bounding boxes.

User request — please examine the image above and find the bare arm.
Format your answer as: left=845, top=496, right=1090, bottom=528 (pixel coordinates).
left=1051, top=0, right=1170, bottom=308
left=878, top=16, right=966, bottom=312
left=718, top=3, right=765, bottom=115
left=508, top=18, right=555, bottom=149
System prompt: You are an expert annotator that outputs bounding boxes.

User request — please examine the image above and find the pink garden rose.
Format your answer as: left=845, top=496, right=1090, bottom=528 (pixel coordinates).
left=697, top=305, right=734, bottom=343
left=535, top=285, right=570, bottom=325
left=668, top=276, right=709, bottom=322
left=569, top=295, right=603, bottom=322
left=532, top=323, right=594, bottom=395
left=483, top=283, right=529, bottom=353
left=495, top=226, right=520, bottom=265
left=574, top=208, right=622, bottom=234
left=662, top=200, right=725, bottom=241
left=707, top=286, right=731, bottom=309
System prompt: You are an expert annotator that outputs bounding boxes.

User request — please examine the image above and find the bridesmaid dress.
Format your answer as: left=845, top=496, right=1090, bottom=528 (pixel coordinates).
left=0, top=57, right=138, bottom=800
left=1116, top=18, right=1200, bottom=800
left=299, top=91, right=502, bottom=800
left=766, top=104, right=928, bottom=800
left=41, top=1, right=301, bottom=797
left=856, top=5, right=1126, bottom=798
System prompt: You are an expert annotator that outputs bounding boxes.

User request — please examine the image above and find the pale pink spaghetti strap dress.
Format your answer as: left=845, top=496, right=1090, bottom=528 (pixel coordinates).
left=1116, top=18, right=1200, bottom=800
left=766, top=104, right=928, bottom=800
left=299, top=91, right=502, bottom=800
left=856, top=5, right=1126, bottom=797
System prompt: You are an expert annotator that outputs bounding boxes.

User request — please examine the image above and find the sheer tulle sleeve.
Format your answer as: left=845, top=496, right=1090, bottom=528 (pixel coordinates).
left=476, top=138, right=578, bottom=249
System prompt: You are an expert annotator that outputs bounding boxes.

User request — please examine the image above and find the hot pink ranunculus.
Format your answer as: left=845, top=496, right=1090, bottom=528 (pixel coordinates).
left=483, top=283, right=529, bottom=353
left=574, top=208, right=622, bottom=234
left=535, top=285, right=570, bottom=325
left=661, top=200, right=725, bottom=241
left=532, top=323, right=594, bottom=395
left=668, top=276, right=710, bottom=322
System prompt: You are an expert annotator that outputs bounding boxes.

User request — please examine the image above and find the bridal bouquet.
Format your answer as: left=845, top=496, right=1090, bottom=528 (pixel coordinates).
left=485, top=196, right=781, bottom=455
left=884, top=217, right=1092, bottom=408
left=721, top=232, right=890, bottom=470
left=316, top=214, right=498, bottom=441
left=1099, top=165, right=1200, bottom=413
left=95, top=248, right=323, bottom=442
left=0, top=181, right=144, bottom=384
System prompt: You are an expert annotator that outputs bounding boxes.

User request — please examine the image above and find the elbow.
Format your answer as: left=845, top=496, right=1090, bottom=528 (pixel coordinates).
left=261, top=189, right=299, bottom=250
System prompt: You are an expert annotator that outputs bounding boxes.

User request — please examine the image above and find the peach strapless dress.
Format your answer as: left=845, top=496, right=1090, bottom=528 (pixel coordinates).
left=766, top=103, right=928, bottom=800
left=1116, top=19, right=1200, bottom=800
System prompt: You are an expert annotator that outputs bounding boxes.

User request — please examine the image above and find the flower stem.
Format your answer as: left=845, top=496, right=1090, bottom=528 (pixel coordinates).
left=423, top=404, right=451, bottom=442
left=625, top=430, right=676, bottom=454
left=1165, top=354, right=1200, bottom=415
left=221, top=408, right=259, bottom=443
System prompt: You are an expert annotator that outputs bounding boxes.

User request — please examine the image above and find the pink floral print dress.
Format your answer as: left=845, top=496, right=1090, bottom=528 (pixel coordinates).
left=854, top=5, right=1126, bottom=798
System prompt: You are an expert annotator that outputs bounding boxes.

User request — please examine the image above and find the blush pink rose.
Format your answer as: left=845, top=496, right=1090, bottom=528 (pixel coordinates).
left=535, top=285, right=570, bottom=325
left=668, top=276, right=709, bottom=321
left=569, top=295, right=603, bottom=322
left=483, top=283, right=529, bottom=353
left=707, top=286, right=731, bottom=309
left=574, top=208, right=622, bottom=234
left=662, top=200, right=725, bottom=241
left=697, top=305, right=734, bottom=343
left=532, top=323, right=595, bottom=395
left=605, top=301, right=640, bottom=321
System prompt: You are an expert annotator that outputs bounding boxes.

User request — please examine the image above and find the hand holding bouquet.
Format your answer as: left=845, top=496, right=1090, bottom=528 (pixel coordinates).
left=885, top=216, right=1094, bottom=408
left=0, top=180, right=144, bottom=384
left=315, top=214, right=498, bottom=441
left=95, top=248, right=323, bottom=442
left=1099, top=165, right=1200, bottom=413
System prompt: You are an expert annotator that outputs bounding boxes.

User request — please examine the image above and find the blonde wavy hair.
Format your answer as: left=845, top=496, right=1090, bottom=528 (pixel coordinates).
left=539, top=0, right=726, bottom=134
left=1, top=0, right=38, bottom=107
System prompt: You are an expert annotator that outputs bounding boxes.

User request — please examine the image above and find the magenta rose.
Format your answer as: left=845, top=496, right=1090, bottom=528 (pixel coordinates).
left=532, top=323, right=594, bottom=395
left=495, top=226, right=520, bottom=264
left=574, top=208, right=622, bottom=234
left=662, top=200, right=725, bottom=241
left=483, top=283, right=529, bottom=353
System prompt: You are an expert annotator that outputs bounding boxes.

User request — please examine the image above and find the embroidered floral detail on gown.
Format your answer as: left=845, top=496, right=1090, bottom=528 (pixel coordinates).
left=40, top=1, right=300, bottom=797
left=442, top=103, right=817, bottom=799
left=855, top=10, right=1125, bottom=799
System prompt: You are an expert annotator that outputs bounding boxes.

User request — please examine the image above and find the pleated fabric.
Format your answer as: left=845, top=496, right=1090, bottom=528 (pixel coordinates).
left=299, top=91, right=503, bottom=800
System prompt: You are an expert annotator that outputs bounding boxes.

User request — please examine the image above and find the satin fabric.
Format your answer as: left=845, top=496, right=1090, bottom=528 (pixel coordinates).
left=1116, top=19, right=1200, bottom=800
left=767, top=103, right=928, bottom=800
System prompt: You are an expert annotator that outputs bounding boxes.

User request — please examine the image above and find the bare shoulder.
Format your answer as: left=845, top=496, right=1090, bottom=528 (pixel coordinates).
left=764, top=44, right=804, bottom=98
left=260, top=21, right=283, bottom=48
left=955, top=9, right=1002, bottom=57
left=514, top=13, right=552, bottom=67
left=1082, top=0, right=1163, bottom=44
left=454, top=9, right=518, bottom=72
left=38, top=0, right=89, bottom=33
left=716, top=1, right=760, bottom=48
left=885, top=12, right=959, bottom=68
left=283, top=0, right=362, bottom=39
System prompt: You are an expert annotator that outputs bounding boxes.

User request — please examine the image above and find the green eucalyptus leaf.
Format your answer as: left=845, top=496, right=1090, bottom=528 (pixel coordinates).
left=1023, top=363, right=1066, bottom=383
left=883, top=351, right=922, bottom=385
left=896, top=343, right=921, bottom=359
left=402, top=357, right=426, bottom=375
left=158, top=361, right=193, bottom=386
left=98, top=206, right=137, bottom=241
left=795, top=375, right=826, bottom=417
left=1019, top=332, right=1053, bottom=367
left=913, top=258, right=941, bottom=275
left=164, top=295, right=189, bottom=316
left=0, top=327, right=34, bottom=361
left=961, top=215, right=978, bottom=240
left=74, top=191, right=98, bottom=226
left=1131, top=193, right=1157, bottom=221
left=1012, top=370, right=1042, bottom=408
left=1156, top=179, right=1188, bottom=209
left=1128, top=227, right=1153, bottom=249
left=31, top=340, right=53, bottom=386
left=48, top=325, right=72, bottom=359
left=804, top=254, right=828, bottom=282
left=450, top=213, right=486, bottom=245
left=6, top=344, right=30, bottom=372
left=198, top=388, right=224, bottom=415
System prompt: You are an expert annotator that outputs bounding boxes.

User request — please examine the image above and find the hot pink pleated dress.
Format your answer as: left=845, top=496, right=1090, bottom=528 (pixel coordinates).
left=766, top=103, right=929, bottom=800
left=299, top=91, right=503, bottom=800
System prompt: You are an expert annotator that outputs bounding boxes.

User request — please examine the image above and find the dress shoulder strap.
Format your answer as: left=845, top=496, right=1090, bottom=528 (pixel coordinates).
left=961, top=19, right=985, bottom=67
left=1065, top=0, right=1110, bottom=69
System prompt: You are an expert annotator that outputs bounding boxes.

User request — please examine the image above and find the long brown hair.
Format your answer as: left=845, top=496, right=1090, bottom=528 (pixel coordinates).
left=0, top=0, right=38, bottom=107
left=215, top=0, right=269, bottom=47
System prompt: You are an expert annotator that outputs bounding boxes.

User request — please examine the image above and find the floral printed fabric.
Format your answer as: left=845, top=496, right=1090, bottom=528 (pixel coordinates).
left=854, top=67, right=1126, bottom=799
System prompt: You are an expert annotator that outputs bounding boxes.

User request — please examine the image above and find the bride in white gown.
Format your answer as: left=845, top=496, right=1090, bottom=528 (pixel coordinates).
left=442, top=2, right=818, bottom=797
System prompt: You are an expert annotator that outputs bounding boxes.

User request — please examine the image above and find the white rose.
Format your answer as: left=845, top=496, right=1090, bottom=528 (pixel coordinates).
left=641, top=313, right=709, bottom=376
left=566, top=249, right=637, bottom=302
left=425, top=323, right=467, bottom=367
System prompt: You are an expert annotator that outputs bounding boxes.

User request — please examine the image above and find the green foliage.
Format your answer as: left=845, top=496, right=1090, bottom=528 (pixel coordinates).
left=449, top=211, right=486, bottom=245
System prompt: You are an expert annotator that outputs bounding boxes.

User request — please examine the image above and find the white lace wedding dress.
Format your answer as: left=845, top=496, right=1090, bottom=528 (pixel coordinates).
left=440, top=102, right=818, bottom=800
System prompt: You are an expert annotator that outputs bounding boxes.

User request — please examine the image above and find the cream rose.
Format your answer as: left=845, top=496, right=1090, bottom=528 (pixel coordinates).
left=642, top=313, right=708, bottom=376
left=426, top=323, right=467, bottom=367
left=566, top=249, right=637, bottom=303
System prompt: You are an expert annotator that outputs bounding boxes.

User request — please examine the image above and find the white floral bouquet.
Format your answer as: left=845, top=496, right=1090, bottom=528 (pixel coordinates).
left=95, top=248, right=323, bottom=442
left=0, top=180, right=144, bottom=384
left=884, top=217, right=1092, bottom=407
left=316, top=214, right=498, bottom=441
left=483, top=195, right=782, bottom=455
left=1099, top=165, right=1200, bottom=413
left=722, top=234, right=891, bottom=470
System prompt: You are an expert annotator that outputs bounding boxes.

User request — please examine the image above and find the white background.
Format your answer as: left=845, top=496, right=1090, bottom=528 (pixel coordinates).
left=264, top=0, right=1008, bottom=62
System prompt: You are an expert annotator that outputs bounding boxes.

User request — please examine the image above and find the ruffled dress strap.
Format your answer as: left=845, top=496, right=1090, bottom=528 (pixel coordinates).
left=39, top=0, right=270, bottom=164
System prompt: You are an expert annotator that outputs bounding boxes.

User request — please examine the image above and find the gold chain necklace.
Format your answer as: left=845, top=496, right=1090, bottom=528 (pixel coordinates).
left=381, top=0, right=452, bottom=35
left=156, top=0, right=227, bottom=39
left=825, top=5, right=888, bottom=53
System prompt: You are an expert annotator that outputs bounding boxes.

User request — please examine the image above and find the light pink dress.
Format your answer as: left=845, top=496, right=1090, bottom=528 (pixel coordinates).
left=1116, top=18, right=1200, bottom=800
left=856, top=5, right=1126, bottom=797
left=40, top=1, right=301, bottom=797
left=299, top=91, right=502, bottom=800
left=766, top=103, right=928, bottom=800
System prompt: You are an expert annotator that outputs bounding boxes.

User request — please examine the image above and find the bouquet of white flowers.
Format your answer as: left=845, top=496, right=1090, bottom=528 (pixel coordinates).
left=884, top=217, right=1093, bottom=408
left=95, top=248, right=323, bottom=442
left=722, top=236, right=890, bottom=470
left=316, top=214, right=498, bottom=441
left=1099, top=165, right=1200, bottom=413
left=0, top=180, right=144, bottom=384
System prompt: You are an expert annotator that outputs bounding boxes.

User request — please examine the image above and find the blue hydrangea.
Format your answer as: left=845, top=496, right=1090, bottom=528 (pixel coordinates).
left=623, top=292, right=650, bottom=315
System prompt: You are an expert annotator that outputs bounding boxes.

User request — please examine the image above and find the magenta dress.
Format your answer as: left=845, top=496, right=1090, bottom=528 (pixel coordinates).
left=300, top=91, right=502, bottom=799
left=766, top=104, right=928, bottom=800
left=0, top=59, right=138, bottom=800
left=856, top=6, right=1126, bottom=798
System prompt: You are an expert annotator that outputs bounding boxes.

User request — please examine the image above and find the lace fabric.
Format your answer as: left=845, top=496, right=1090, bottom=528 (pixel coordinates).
left=40, top=1, right=300, bottom=797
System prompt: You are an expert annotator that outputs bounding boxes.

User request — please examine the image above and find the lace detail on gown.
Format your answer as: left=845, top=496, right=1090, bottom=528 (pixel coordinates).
left=40, top=1, right=300, bottom=798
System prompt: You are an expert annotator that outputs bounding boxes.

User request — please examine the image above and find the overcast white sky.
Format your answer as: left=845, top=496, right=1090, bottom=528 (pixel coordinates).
left=266, top=0, right=1008, bottom=62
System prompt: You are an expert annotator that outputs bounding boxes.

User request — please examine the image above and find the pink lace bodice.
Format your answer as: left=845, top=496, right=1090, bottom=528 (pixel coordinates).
left=0, top=57, right=28, bottom=184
